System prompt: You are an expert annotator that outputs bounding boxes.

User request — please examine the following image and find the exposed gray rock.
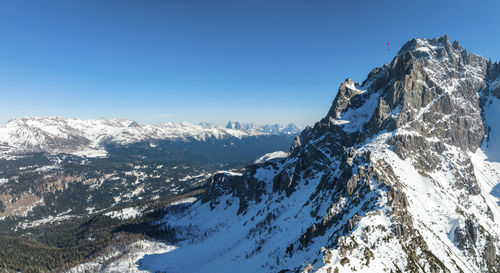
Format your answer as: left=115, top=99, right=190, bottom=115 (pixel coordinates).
left=327, top=78, right=363, bottom=119
left=388, top=134, right=444, bottom=172
left=454, top=218, right=479, bottom=257
left=483, top=238, right=499, bottom=273
left=202, top=167, right=267, bottom=214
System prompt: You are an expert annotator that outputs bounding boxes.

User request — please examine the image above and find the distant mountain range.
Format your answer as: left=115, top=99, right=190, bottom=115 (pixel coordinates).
left=225, top=121, right=302, bottom=135
left=0, top=117, right=302, bottom=159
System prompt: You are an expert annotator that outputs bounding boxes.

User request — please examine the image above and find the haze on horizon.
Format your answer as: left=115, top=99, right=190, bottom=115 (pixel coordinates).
left=0, top=0, right=499, bottom=127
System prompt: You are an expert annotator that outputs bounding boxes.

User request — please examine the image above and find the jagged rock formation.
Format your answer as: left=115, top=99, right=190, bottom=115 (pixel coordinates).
left=138, top=36, right=500, bottom=273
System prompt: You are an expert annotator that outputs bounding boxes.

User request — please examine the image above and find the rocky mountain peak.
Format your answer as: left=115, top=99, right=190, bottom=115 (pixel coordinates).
left=127, top=121, right=142, bottom=128
left=134, top=37, right=500, bottom=273
left=314, top=36, right=488, bottom=155
left=226, top=120, right=243, bottom=130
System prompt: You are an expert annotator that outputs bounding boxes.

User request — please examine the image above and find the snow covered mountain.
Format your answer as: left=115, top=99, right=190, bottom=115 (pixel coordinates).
left=0, top=118, right=301, bottom=159
left=132, top=36, right=500, bottom=273
left=226, top=121, right=302, bottom=135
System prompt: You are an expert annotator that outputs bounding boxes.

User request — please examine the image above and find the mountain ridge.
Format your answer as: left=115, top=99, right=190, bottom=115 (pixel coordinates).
left=0, top=117, right=302, bottom=159
left=226, top=120, right=302, bottom=135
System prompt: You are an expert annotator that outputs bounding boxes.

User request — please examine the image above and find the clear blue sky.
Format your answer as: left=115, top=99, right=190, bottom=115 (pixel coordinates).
left=0, top=0, right=499, bottom=126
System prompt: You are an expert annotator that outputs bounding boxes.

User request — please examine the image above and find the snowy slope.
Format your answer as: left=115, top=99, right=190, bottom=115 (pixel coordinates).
left=129, top=36, right=500, bottom=273
left=67, top=240, right=176, bottom=273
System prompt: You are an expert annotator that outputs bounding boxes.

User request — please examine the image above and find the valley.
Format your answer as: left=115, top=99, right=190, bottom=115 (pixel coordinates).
left=0, top=120, right=299, bottom=272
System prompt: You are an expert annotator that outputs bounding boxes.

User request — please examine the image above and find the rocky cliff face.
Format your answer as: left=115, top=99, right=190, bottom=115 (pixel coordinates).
left=138, top=36, right=500, bottom=273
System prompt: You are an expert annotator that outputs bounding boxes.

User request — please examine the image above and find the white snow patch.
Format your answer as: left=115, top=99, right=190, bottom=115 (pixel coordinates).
left=105, top=207, right=142, bottom=220
left=216, top=171, right=243, bottom=176
left=254, top=151, right=288, bottom=164
left=168, top=197, right=197, bottom=207
left=179, top=173, right=209, bottom=182
left=17, top=210, right=75, bottom=230
left=470, top=149, right=500, bottom=224
left=0, top=178, right=8, bottom=185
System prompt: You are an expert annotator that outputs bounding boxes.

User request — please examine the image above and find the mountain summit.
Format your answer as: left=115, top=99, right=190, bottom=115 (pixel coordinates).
left=136, top=36, right=500, bottom=273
